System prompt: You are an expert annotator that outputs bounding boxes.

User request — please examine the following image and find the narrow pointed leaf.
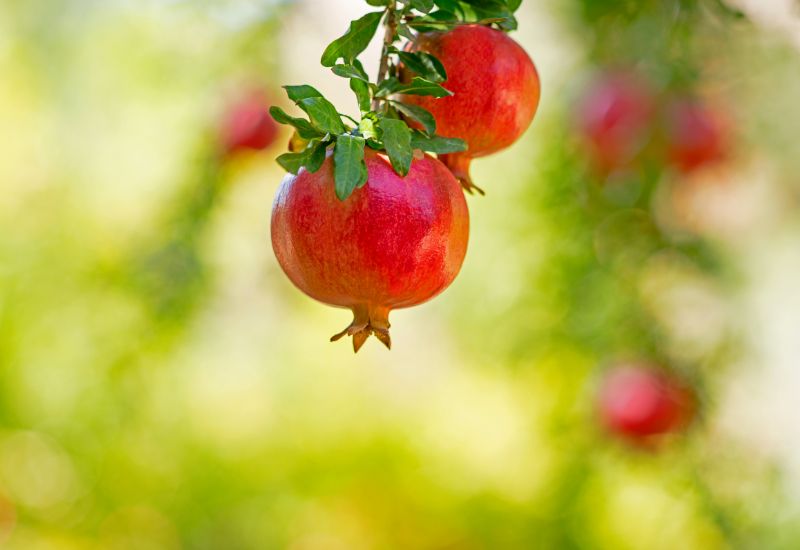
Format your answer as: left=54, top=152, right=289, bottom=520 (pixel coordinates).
left=298, top=97, right=346, bottom=134
left=334, top=135, right=368, bottom=200
left=276, top=151, right=308, bottom=174
left=331, top=64, right=369, bottom=81
left=397, top=23, right=416, bottom=41
left=390, top=101, right=436, bottom=136
left=380, top=77, right=453, bottom=98
left=410, top=0, right=435, bottom=12
left=379, top=118, right=413, bottom=177
left=395, top=51, right=447, bottom=82
left=321, top=11, right=384, bottom=67
left=433, top=0, right=461, bottom=11
left=283, top=85, right=323, bottom=103
left=276, top=140, right=328, bottom=175
left=350, top=79, right=371, bottom=113
left=410, top=132, right=467, bottom=154
left=375, top=77, right=401, bottom=97
left=269, top=106, right=323, bottom=139
left=305, top=141, right=328, bottom=173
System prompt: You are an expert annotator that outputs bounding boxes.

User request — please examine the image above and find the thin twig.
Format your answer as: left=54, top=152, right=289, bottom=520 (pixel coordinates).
left=372, top=1, right=398, bottom=111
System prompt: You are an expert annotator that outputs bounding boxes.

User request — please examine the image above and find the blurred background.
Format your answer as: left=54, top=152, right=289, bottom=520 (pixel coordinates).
left=2, top=0, right=800, bottom=547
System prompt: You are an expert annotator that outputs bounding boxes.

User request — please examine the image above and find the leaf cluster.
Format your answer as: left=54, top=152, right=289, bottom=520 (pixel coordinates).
left=400, top=0, right=523, bottom=32
left=270, top=0, right=524, bottom=200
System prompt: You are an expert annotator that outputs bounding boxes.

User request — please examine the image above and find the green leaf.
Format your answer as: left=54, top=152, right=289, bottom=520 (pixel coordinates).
left=269, top=106, right=323, bottom=139
left=406, top=11, right=458, bottom=31
left=395, top=51, right=447, bottom=82
left=460, top=0, right=517, bottom=30
left=507, top=0, right=523, bottom=12
left=495, top=14, right=517, bottom=30
left=276, top=152, right=307, bottom=174
left=433, top=0, right=461, bottom=13
left=460, top=0, right=506, bottom=9
left=380, top=77, right=453, bottom=98
left=379, top=118, right=413, bottom=177
left=358, top=117, right=378, bottom=141
left=283, top=85, right=323, bottom=103
left=334, top=135, right=368, bottom=200
left=396, top=23, right=416, bottom=41
left=331, top=64, right=369, bottom=81
left=408, top=2, right=462, bottom=26
left=375, top=77, right=401, bottom=98
left=321, top=11, right=384, bottom=67
left=365, top=0, right=389, bottom=5
left=298, top=97, right=346, bottom=134
left=410, top=131, right=467, bottom=154
left=390, top=101, right=436, bottom=136
left=276, top=140, right=328, bottom=175
left=410, top=0, right=435, bottom=12
left=305, top=141, right=328, bottom=173
left=352, top=59, right=369, bottom=77
left=350, top=79, right=372, bottom=113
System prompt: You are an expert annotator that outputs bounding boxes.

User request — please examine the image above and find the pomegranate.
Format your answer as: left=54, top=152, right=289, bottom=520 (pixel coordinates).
left=400, top=25, right=540, bottom=194
left=598, top=364, right=694, bottom=444
left=664, top=97, right=728, bottom=173
left=575, top=71, right=656, bottom=173
left=271, top=149, right=469, bottom=352
left=221, top=90, right=279, bottom=155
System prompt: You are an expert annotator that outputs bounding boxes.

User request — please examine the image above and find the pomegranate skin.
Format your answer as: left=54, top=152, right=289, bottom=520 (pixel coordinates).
left=576, top=71, right=656, bottom=173
left=401, top=25, right=540, bottom=193
left=664, top=98, right=728, bottom=173
left=598, top=365, right=694, bottom=444
left=271, top=149, right=469, bottom=352
left=221, top=91, right=279, bottom=155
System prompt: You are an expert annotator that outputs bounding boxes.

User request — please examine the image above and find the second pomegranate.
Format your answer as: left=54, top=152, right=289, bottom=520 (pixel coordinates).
left=400, top=24, right=541, bottom=194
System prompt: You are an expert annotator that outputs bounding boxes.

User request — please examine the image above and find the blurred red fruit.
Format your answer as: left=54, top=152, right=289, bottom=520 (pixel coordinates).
left=598, top=364, right=694, bottom=443
left=576, top=71, right=656, bottom=173
left=664, top=97, right=728, bottom=173
left=221, top=90, right=278, bottom=155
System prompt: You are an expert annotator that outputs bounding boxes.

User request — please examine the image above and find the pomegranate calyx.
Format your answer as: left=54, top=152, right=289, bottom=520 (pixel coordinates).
left=330, top=305, right=392, bottom=353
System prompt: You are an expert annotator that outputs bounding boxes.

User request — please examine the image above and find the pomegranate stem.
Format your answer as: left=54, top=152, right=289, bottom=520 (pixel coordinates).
left=372, top=1, right=398, bottom=112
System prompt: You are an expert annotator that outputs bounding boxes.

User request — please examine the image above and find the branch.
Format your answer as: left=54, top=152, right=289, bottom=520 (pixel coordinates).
left=372, top=1, right=398, bottom=111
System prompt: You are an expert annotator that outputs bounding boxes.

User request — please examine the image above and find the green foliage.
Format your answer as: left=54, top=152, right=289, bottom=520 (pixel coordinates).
left=390, top=100, right=437, bottom=134
left=377, top=117, right=414, bottom=175
left=350, top=78, right=372, bottom=112
left=269, top=106, right=321, bottom=139
left=334, top=134, right=369, bottom=199
left=392, top=50, right=448, bottom=82
left=276, top=139, right=327, bottom=175
left=409, top=131, right=467, bottom=153
left=270, top=0, right=497, bottom=200
left=406, top=0, right=522, bottom=31
left=320, top=11, right=385, bottom=67
left=375, top=76, right=453, bottom=98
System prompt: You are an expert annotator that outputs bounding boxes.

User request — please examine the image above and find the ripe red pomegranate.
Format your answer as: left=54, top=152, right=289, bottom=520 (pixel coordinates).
left=664, top=97, right=728, bottom=173
left=221, top=90, right=279, bottom=155
left=400, top=25, right=540, bottom=194
left=575, top=71, right=656, bottom=173
left=271, top=149, right=469, bottom=352
left=598, top=364, right=695, bottom=444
